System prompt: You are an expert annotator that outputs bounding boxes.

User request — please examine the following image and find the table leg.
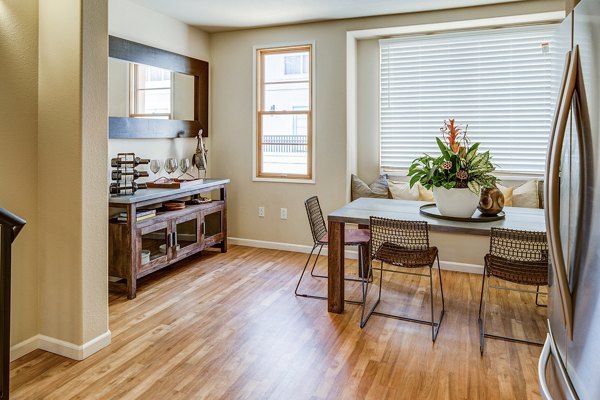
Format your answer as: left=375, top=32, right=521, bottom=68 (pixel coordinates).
left=328, top=220, right=345, bottom=313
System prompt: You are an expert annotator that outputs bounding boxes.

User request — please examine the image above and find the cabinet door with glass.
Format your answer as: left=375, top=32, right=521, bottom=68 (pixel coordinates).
left=202, top=205, right=225, bottom=248
left=137, top=221, right=170, bottom=275
left=172, top=212, right=203, bottom=259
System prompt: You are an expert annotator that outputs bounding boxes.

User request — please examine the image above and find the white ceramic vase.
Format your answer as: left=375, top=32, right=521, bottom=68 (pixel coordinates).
left=432, top=187, right=479, bottom=218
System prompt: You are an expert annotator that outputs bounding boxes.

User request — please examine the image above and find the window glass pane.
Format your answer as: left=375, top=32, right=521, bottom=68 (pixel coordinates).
left=133, top=64, right=171, bottom=116
left=135, top=88, right=171, bottom=117
left=260, top=114, right=308, bottom=175
left=264, top=51, right=309, bottom=83
left=380, top=24, right=556, bottom=173
left=263, top=81, right=309, bottom=111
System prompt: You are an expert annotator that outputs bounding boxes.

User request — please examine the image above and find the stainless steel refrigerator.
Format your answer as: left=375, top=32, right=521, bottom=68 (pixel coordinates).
left=540, top=0, right=600, bottom=398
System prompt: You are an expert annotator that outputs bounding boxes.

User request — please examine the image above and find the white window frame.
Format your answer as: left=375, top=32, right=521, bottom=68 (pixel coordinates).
left=252, top=41, right=316, bottom=184
left=129, top=63, right=173, bottom=119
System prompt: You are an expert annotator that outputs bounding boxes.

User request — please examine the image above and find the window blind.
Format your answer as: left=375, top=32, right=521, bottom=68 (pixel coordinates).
left=380, top=24, right=556, bottom=174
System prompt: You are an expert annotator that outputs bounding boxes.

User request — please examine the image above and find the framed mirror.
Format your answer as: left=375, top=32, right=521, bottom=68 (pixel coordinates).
left=108, top=36, right=208, bottom=139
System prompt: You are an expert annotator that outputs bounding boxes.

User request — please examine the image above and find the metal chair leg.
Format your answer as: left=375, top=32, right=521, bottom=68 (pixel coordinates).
left=360, top=260, right=382, bottom=328
left=429, top=266, right=435, bottom=341
left=309, top=244, right=324, bottom=277
left=535, top=285, right=547, bottom=307
left=479, top=273, right=490, bottom=355
left=295, top=244, right=325, bottom=299
left=478, top=263, right=487, bottom=319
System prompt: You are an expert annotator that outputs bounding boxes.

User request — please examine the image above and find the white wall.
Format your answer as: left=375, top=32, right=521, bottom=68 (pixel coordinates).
left=210, top=0, right=563, bottom=266
left=108, top=0, right=212, bottom=182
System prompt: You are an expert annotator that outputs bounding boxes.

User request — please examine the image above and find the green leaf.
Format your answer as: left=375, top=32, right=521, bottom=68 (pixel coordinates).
left=409, top=174, right=422, bottom=188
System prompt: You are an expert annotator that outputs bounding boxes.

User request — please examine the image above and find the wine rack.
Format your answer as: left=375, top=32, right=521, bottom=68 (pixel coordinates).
left=110, top=153, right=150, bottom=196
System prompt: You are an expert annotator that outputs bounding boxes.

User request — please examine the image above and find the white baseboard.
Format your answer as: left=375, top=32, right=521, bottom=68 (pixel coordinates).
left=9, top=335, right=39, bottom=362
left=10, top=330, right=111, bottom=362
left=228, top=237, right=483, bottom=274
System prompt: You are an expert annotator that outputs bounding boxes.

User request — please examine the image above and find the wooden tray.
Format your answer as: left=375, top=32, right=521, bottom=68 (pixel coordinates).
left=146, top=178, right=205, bottom=189
left=419, top=203, right=505, bottom=222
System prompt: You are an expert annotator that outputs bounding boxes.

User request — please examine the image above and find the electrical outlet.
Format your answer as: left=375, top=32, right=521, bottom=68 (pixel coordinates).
left=280, top=208, right=288, bottom=220
left=258, top=207, right=265, bottom=217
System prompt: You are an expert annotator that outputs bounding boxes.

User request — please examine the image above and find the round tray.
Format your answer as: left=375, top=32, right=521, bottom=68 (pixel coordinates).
left=419, top=203, right=505, bottom=222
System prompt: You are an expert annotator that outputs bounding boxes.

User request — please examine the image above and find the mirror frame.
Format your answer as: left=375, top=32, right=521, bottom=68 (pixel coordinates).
left=108, top=36, right=208, bottom=139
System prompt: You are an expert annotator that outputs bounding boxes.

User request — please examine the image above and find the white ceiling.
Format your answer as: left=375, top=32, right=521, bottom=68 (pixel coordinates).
left=128, top=0, right=523, bottom=32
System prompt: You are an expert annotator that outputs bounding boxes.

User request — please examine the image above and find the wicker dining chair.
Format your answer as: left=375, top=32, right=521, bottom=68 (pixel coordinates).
left=294, top=196, right=370, bottom=303
left=360, top=217, right=445, bottom=342
left=478, top=227, right=549, bottom=354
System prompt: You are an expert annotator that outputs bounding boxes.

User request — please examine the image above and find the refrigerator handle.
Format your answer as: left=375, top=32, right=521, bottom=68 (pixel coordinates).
left=545, top=47, right=579, bottom=340
left=538, top=334, right=553, bottom=400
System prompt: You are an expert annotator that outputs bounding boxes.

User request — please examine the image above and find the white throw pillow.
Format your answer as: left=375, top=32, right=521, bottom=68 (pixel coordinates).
left=389, top=180, right=420, bottom=201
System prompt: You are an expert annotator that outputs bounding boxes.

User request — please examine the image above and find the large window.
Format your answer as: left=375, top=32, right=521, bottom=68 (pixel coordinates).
left=380, top=24, right=556, bottom=174
left=130, top=64, right=172, bottom=118
left=255, top=44, right=313, bottom=181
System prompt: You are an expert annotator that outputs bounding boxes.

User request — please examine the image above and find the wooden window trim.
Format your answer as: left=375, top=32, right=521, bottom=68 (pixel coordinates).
left=256, top=44, right=313, bottom=181
left=130, top=63, right=174, bottom=119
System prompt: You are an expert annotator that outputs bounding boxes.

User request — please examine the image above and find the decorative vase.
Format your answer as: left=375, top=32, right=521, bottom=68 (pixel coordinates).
left=478, top=187, right=505, bottom=216
left=432, top=187, right=479, bottom=218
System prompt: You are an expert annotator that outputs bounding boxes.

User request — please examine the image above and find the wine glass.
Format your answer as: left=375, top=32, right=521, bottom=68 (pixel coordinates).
left=149, top=159, right=162, bottom=175
left=180, top=158, right=191, bottom=175
left=165, top=158, right=178, bottom=177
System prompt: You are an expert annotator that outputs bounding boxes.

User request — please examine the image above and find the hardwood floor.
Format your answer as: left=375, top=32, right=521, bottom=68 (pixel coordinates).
left=10, top=245, right=547, bottom=399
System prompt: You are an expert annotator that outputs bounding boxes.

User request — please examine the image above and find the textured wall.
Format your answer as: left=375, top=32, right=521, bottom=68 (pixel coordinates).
left=0, top=0, right=39, bottom=346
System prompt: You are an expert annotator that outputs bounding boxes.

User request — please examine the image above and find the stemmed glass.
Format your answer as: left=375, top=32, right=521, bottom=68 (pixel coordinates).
left=150, top=159, right=162, bottom=175
left=179, top=158, right=192, bottom=179
left=165, top=158, right=178, bottom=179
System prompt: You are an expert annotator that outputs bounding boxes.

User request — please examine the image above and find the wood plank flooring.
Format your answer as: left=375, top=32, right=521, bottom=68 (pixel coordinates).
left=10, top=245, right=547, bottom=399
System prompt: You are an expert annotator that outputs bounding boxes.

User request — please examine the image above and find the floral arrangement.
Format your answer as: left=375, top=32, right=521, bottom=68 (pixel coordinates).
left=407, top=119, right=497, bottom=194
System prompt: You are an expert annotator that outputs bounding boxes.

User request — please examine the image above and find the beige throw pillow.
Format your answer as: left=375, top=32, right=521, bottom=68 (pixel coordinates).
left=418, top=184, right=434, bottom=202
left=351, top=174, right=389, bottom=201
left=388, top=180, right=420, bottom=201
left=497, top=184, right=514, bottom=207
left=513, top=180, right=539, bottom=208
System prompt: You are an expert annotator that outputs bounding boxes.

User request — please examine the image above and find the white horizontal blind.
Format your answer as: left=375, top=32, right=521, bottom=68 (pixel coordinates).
left=380, top=24, right=556, bottom=174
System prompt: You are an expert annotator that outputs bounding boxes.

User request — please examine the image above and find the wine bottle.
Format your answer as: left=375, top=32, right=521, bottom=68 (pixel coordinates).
left=111, top=170, right=149, bottom=180
left=111, top=157, right=150, bottom=167
left=109, top=182, right=148, bottom=195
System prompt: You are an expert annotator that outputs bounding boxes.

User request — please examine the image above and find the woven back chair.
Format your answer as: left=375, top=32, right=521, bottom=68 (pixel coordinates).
left=486, top=228, right=549, bottom=285
left=370, top=218, right=435, bottom=269
left=295, top=196, right=370, bottom=304
left=361, top=217, right=445, bottom=341
left=305, top=196, right=327, bottom=245
left=478, top=227, right=549, bottom=354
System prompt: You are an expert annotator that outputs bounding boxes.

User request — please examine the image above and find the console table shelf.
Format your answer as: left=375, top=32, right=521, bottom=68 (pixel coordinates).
left=108, top=179, right=229, bottom=299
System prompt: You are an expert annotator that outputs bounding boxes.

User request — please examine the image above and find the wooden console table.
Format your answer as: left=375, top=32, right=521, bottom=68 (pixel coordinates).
left=108, top=179, right=229, bottom=299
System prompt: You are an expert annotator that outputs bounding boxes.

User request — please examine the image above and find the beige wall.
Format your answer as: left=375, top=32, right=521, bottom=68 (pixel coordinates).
left=37, top=0, right=109, bottom=347
left=0, top=0, right=39, bottom=346
left=108, top=0, right=212, bottom=183
left=210, top=0, right=564, bottom=258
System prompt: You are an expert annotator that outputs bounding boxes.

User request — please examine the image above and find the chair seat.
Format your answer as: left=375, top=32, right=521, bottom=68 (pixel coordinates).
left=485, top=254, right=548, bottom=286
left=318, top=229, right=370, bottom=246
left=373, top=242, right=438, bottom=268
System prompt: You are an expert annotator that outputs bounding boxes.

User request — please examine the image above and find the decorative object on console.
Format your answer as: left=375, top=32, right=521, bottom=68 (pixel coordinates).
left=192, top=130, right=208, bottom=178
left=478, top=187, right=505, bottom=216
left=165, top=158, right=178, bottom=177
left=110, top=153, right=149, bottom=196
left=407, top=119, right=498, bottom=217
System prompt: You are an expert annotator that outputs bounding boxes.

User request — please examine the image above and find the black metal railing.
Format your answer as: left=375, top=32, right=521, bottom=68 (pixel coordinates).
left=0, top=209, right=26, bottom=400
left=262, top=135, right=308, bottom=153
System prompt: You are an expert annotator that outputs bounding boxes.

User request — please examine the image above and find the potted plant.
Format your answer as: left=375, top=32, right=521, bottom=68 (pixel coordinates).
left=407, top=119, right=498, bottom=217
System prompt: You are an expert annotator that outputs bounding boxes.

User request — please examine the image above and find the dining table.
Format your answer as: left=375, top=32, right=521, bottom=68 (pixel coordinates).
left=326, top=197, right=547, bottom=313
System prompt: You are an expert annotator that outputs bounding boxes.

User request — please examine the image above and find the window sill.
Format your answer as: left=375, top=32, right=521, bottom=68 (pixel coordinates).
left=253, top=176, right=315, bottom=184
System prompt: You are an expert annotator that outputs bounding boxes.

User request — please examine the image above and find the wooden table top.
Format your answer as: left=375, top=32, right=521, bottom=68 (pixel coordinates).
left=328, top=198, right=546, bottom=236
